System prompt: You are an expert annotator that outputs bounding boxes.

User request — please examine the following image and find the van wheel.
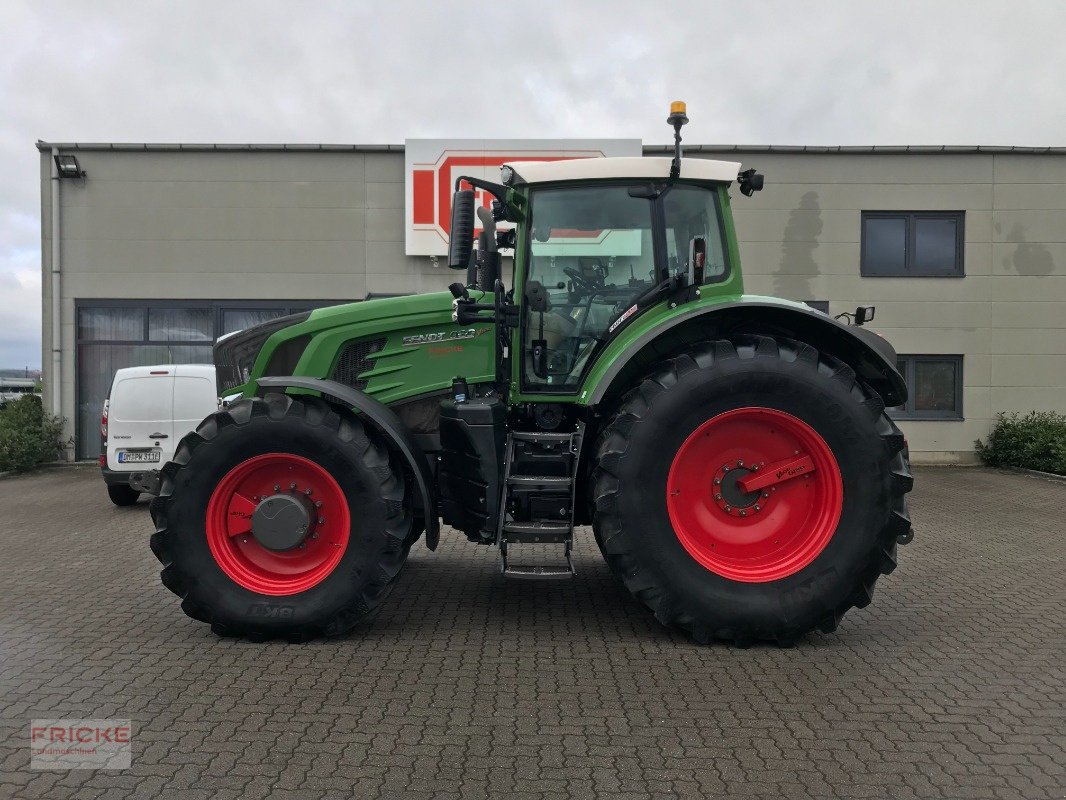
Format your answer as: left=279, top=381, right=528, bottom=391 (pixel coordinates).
left=149, top=393, right=412, bottom=641
left=107, top=484, right=140, bottom=506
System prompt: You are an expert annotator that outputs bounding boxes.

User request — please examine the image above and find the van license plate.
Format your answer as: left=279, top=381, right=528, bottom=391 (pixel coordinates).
left=117, top=451, right=160, bottom=463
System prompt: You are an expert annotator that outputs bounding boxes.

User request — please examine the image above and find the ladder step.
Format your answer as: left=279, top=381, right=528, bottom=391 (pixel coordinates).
left=507, top=475, right=571, bottom=488
left=502, top=564, right=574, bottom=580
left=503, top=520, right=572, bottom=542
left=511, top=431, right=573, bottom=443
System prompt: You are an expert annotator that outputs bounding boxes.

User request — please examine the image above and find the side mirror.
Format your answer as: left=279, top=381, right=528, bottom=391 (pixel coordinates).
left=738, top=168, right=765, bottom=197
left=448, top=190, right=476, bottom=269
left=854, top=305, right=876, bottom=326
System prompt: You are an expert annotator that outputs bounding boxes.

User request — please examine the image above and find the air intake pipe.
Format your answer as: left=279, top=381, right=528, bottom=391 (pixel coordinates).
left=475, top=205, right=500, bottom=292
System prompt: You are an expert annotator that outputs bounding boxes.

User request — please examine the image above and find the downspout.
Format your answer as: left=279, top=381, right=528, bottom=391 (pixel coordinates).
left=49, top=148, right=62, bottom=430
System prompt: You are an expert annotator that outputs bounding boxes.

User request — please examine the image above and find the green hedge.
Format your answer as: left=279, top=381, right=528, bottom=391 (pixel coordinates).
left=0, top=395, right=64, bottom=473
left=976, top=411, right=1066, bottom=476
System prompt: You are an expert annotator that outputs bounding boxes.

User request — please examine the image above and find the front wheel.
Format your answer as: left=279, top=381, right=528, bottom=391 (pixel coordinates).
left=591, top=336, right=913, bottom=645
left=149, top=394, right=412, bottom=641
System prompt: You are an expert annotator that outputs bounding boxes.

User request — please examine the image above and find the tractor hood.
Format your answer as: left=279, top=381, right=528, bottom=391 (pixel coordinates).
left=219, top=291, right=497, bottom=404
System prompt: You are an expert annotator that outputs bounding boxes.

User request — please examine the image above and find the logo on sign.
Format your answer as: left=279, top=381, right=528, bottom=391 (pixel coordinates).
left=404, top=139, right=641, bottom=257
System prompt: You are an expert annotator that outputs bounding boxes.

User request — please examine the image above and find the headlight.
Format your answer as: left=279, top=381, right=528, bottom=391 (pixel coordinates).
left=213, top=311, right=311, bottom=393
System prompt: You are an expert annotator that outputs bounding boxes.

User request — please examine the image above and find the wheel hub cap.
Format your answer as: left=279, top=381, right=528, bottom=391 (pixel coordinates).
left=713, top=463, right=763, bottom=516
left=251, top=494, right=313, bottom=552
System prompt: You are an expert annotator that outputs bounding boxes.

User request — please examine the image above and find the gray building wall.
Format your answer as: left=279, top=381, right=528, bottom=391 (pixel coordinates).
left=39, top=144, right=1066, bottom=463
left=696, top=149, right=1065, bottom=463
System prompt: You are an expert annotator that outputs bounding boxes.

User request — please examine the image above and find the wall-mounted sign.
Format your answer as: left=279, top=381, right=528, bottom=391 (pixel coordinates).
left=404, top=139, right=641, bottom=257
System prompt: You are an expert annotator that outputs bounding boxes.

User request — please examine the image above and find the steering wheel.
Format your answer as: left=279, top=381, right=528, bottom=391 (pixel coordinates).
left=563, top=266, right=604, bottom=295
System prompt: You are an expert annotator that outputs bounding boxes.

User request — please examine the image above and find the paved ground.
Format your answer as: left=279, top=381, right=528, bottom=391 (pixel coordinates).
left=0, top=466, right=1063, bottom=799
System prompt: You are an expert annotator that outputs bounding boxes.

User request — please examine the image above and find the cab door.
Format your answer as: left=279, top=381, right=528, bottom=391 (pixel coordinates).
left=518, top=183, right=659, bottom=394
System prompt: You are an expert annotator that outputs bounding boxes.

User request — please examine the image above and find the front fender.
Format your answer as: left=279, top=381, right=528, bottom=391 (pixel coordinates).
left=256, top=376, right=440, bottom=549
left=586, top=298, right=907, bottom=408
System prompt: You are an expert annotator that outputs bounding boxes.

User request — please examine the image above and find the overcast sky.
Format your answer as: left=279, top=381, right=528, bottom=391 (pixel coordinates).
left=2, top=0, right=1064, bottom=368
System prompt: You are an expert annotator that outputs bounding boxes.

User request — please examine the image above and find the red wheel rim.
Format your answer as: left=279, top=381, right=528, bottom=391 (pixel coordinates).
left=666, top=407, right=842, bottom=582
left=205, top=453, right=350, bottom=595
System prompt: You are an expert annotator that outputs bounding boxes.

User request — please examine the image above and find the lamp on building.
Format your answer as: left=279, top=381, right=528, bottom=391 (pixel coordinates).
left=54, top=154, right=85, bottom=179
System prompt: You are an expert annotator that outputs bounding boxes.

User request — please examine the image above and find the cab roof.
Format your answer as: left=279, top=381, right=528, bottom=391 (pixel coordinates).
left=503, top=156, right=742, bottom=186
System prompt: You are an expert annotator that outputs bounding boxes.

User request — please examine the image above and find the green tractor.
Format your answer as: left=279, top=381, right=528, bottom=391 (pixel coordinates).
left=149, top=104, right=913, bottom=644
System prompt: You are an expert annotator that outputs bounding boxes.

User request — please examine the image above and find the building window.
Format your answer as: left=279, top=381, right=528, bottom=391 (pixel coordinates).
left=890, top=355, right=963, bottom=420
left=861, top=212, right=964, bottom=277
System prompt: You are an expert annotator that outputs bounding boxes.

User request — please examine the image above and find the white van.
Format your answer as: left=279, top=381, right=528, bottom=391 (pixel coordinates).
left=100, top=365, right=218, bottom=506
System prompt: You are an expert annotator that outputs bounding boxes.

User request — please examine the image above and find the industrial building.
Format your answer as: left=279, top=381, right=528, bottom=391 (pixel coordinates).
left=37, top=140, right=1066, bottom=463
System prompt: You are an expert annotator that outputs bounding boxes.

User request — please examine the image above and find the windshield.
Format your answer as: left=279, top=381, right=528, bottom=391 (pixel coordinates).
left=523, top=182, right=728, bottom=391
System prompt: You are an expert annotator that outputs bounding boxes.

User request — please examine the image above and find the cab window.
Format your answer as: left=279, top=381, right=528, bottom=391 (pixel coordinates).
left=523, top=185, right=656, bottom=390
left=663, top=185, right=729, bottom=282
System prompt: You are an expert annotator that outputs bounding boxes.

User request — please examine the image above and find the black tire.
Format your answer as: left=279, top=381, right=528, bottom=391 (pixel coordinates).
left=591, top=336, right=913, bottom=645
left=108, top=483, right=141, bottom=506
left=149, top=393, right=412, bottom=641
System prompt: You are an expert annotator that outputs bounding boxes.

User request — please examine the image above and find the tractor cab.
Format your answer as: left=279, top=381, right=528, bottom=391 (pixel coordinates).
left=447, top=102, right=757, bottom=397
left=513, top=165, right=735, bottom=390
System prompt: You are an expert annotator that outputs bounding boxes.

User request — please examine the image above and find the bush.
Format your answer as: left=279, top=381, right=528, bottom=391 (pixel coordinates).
left=0, top=395, right=64, bottom=473
left=976, top=411, right=1066, bottom=475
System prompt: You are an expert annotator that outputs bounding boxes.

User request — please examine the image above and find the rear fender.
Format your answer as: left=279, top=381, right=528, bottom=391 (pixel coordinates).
left=256, top=376, right=440, bottom=549
left=587, top=300, right=907, bottom=409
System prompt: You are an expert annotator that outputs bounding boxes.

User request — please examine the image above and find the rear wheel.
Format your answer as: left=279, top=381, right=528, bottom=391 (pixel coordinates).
left=592, top=336, right=913, bottom=645
left=150, top=394, right=412, bottom=641
left=107, top=483, right=140, bottom=506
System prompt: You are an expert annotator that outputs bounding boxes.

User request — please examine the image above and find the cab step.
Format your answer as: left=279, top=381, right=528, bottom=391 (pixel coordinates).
left=497, top=425, right=584, bottom=580
left=510, top=431, right=574, bottom=444
left=500, top=541, right=575, bottom=579
left=502, top=562, right=574, bottom=580
left=502, top=520, right=572, bottom=543
left=507, top=474, right=571, bottom=488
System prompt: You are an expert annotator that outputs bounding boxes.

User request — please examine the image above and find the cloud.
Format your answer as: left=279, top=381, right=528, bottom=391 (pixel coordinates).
left=1, top=0, right=1065, bottom=366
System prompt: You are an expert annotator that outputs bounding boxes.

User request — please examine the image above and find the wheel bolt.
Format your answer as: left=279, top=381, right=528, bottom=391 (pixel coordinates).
left=274, top=484, right=280, bottom=491
left=754, top=504, right=762, bottom=512
left=714, top=479, right=721, bottom=485
left=725, top=505, right=732, bottom=512
left=305, top=488, right=313, bottom=495
left=318, top=518, right=325, bottom=524
left=715, top=493, right=722, bottom=500
left=315, top=500, right=323, bottom=508
left=740, top=510, right=747, bottom=517
left=738, top=460, right=744, bottom=467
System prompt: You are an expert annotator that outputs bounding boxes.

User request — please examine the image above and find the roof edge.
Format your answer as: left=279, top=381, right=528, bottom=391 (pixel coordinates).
left=35, top=140, right=1066, bottom=155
